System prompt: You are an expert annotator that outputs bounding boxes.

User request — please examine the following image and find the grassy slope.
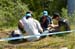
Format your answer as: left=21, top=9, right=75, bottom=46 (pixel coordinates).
left=0, top=25, right=75, bottom=49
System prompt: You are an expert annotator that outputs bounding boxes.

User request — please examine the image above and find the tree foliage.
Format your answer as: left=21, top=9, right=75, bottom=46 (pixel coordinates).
left=0, top=0, right=29, bottom=28
left=23, top=0, right=67, bottom=14
left=0, top=0, right=67, bottom=28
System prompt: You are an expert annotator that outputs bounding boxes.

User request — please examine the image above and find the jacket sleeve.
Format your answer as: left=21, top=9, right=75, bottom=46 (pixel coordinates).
left=34, top=19, right=43, bottom=32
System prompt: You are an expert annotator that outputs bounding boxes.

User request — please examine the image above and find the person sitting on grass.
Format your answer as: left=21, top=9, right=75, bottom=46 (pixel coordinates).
left=48, top=13, right=70, bottom=32
left=18, top=12, right=43, bottom=41
left=48, top=13, right=60, bottom=32
left=40, top=10, right=52, bottom=31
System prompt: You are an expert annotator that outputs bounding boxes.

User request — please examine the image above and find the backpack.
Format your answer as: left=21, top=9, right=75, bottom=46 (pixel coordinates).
left=59, top=18, right=70, bottom=31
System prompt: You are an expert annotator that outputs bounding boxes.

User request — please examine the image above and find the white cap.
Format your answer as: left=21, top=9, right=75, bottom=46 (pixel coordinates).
left=26, top=13, right=31, bottom=17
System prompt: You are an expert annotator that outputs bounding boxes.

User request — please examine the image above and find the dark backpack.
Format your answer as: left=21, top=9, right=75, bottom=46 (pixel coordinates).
left=59, top=18, right=70, bottom=31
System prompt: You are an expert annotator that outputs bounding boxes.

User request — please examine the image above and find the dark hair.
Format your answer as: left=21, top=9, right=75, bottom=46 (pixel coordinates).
left=26, top=12, right=30, bottom=14
left=26, top=11, right=31, bottom=19
left=26, top=16, right=31, bottom=19
left=52, top=15, right=59, bottom=19
left=52, top=13, right=60, bottom=19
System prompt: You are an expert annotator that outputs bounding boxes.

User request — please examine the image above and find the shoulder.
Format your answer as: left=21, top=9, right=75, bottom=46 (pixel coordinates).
left=47, top=16, right=52, bottom=19
left=33, top=19, right=40, bottom=23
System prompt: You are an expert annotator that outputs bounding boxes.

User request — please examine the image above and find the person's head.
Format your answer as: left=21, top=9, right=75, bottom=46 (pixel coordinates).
left=52, top=13, right=60, bottom=20
left=26, top=12, right=32, bottom=19
left=43, top=10, right=48, bottom=16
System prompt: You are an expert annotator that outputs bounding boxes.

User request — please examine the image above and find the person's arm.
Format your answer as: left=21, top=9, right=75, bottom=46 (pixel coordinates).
left=48, top=20, right=59, bottom=28
left=51, top=24, right=59, bottom=28
left=18, top=20, right=26, bottom=33
left=35, top=20, right=43, bottom=33
left=48, top=16, right=52, bottom=24
left=18, top=20, right=24, bottom=29
left=37, top=22, right=43, bottom=33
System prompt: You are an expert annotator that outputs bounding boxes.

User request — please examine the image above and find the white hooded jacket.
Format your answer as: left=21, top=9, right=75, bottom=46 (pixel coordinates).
left=20, top=17, right=42, bottom=41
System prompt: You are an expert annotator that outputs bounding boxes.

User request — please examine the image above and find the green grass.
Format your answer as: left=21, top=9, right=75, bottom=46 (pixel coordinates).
left=0, top=25, right=75, bottom=49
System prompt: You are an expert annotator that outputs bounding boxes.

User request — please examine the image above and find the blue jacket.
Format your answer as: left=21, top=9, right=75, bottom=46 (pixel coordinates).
left=40, top=16, right=52, bottom=30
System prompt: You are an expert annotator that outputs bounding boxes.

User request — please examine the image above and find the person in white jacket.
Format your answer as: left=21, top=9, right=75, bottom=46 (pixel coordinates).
left=18, top=12, right=43, bottom=41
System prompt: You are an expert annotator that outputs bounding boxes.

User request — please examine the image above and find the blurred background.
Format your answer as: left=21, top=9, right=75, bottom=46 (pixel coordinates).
left=0, top=0, right=75, bottom=29
left=0, top=0, right=75, bottom=49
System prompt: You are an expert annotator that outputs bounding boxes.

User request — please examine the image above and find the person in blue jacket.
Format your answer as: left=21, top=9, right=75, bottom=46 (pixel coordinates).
left=40, top=10, right=52, bottom=31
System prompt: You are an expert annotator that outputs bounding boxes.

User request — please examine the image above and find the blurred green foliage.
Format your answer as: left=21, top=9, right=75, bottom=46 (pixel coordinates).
left=0, top=0, right=29, bottom=28
left=61, top=8, right=75, bottom=25
left=0, top=0, right=68, bottom=28
left=24, top=0, right=67, bottom=19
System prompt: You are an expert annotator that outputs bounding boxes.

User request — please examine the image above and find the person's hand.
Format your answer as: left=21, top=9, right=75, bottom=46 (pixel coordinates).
left=39, top=29, right=43, bottom=33
left=48, top=24, right=52, bottom=27
left=47, top=27, right=51, bottom=30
